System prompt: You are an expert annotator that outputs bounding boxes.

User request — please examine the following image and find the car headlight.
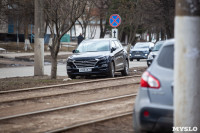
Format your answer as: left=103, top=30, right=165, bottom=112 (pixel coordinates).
left=96, top=56, right=107, bottom=61
left=148, top=53, right=153, bottom=59
left=67, top=57, right=74, bottom=62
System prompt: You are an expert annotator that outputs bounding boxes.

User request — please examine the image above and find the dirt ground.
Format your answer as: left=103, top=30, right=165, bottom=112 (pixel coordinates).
left=0, top=67, right=146, bottom=91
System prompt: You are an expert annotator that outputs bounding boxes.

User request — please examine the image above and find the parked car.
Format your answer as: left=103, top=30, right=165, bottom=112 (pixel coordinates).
left=66, top=38, right=129, bottom=79
left=133, top=39, right=174, bottom=133
left=147, top=41, right=165, bottom=67
left=130, top=42, right=154, bottom=61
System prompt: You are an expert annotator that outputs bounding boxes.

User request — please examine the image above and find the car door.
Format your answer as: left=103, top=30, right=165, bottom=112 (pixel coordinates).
left=110, top=40, right=120, bottom=70
left=113, top=40, right=124, bottom=71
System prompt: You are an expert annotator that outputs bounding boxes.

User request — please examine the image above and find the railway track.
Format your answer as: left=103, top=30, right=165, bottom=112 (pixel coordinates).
left=0, top=82, right=139, bottom=117
left=48, top=112, right=133, bottom=133
left=0, top=93, right=137, bottom=133
left=0, top=75, right=140, bottom=103
left=0, top=76, right=140, bottom=132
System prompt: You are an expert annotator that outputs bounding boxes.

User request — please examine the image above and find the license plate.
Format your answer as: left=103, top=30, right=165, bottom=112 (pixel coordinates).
left=135, top=55, right=140, bottom=56
left=79, top=68, right=92, bottom=72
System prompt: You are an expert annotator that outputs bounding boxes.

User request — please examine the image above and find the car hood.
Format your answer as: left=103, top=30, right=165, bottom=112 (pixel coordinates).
left=131, top=48, right=149, bottom=52
left=69, top=51, right=110, bottom=60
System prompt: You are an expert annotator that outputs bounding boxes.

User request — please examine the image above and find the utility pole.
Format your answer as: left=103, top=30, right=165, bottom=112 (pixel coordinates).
left=174, top=0, right=200, bottom=131
left=34, top=0, right=44, bottom=76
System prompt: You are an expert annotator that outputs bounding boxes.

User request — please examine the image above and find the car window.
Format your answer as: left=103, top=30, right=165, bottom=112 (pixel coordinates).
left=152, top=42, right=164, bottom=51
left=111, top=41, right=116, bottom=48
left=157, top=45, right=174, bottom=69
left=134, top=43, right=149, bottom=49
left=77, top=40, right=110, bottom=52
left=114, top=41, right=121, bottom=49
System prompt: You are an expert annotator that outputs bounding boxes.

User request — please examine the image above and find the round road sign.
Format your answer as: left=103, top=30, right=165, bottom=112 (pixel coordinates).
left=109, top=14, right=121, bottom=28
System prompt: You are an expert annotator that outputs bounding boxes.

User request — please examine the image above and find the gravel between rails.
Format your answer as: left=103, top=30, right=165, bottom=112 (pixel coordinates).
left=0, top=83, right=139, bottom=118
left=0, top=76, right=140, bottom=103
left=59, top=113, right=134, bottom=133
left=0, top=95, right=136, bottom=133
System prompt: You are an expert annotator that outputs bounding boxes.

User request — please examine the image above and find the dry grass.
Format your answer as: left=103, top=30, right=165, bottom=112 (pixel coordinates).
left=0, top=67, right=146, bottom=92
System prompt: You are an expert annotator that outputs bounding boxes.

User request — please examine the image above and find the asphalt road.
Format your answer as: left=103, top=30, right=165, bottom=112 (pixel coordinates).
left=0, top=60, right=147, bottom=79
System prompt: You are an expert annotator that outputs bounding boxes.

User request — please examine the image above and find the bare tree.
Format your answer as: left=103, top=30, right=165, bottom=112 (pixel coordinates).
left=0, top=0, right=7, bottom=23
left=94, top=0, right=111, bottom=38
left=140, top=0, right=175, bottom=40
left=77, top=1, right=96, bottom=38
left=3, top=0, right=34, bottom=50
left=43, top=0, right=87, bottom=79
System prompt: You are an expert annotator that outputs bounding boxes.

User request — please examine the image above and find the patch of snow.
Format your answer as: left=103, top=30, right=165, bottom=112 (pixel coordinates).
left=0, top=48, right=6, bottom=51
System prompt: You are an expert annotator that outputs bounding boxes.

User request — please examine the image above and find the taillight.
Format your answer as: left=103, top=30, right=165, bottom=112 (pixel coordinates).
left=143, top=110, right=150, bottom=117
left=140, top=71, right=160, bottom=89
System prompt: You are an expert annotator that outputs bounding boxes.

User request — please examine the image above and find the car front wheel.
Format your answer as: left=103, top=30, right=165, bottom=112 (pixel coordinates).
left=121, top=60, right=129, bottom=76
left=108, top=62, right=115, bottom=78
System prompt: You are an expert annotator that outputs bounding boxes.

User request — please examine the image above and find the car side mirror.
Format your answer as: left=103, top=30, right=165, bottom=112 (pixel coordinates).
left=149, top=48, right=152, bottom=52
left=72, top=50, right=79, bottom=53
left=111, top=47, right=116, bottom=53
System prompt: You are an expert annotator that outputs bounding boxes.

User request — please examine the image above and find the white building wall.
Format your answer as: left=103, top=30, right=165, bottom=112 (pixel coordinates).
left=0, top=21, right=8, bottom=33
left=46, top=23, right=104, bottom=40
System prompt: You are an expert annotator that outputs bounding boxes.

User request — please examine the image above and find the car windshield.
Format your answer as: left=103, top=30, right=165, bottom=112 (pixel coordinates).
left=76, top=40, right=110, bottom=53
left=152, top=41, right=164, bottom=51
left=134, top=43, right=149, bottom=49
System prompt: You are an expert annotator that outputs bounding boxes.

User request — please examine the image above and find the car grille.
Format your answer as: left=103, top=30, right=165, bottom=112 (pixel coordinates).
left=73, top=60, right=98, bottom=68
left=132, top=51, right=143, bottom=55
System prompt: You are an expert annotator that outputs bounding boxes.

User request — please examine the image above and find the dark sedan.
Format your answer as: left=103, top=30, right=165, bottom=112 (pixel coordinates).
left=66, top=38, right=129, bottom=79
left=130, top=42, right=154, bottom=61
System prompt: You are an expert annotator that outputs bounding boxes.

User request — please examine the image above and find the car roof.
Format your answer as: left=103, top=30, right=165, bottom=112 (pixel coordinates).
left=136, top=42, right=154, bottom=44
left=162, top=39, right=174, bottom=46
left=84, top=38, right=118, bottom=42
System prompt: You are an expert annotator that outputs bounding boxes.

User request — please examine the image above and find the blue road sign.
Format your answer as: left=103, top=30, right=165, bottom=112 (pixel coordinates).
left=109, top=14, right=121, bottom=28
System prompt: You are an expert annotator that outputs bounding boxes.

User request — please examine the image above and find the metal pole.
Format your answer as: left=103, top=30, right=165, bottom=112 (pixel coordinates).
left=34, top=0, right=44, bottom=76
left=174, top=0, right=200, bottom=131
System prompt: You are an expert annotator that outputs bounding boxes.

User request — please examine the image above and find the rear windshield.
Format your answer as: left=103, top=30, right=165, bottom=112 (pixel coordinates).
left=157, top=45, right=174, bottom=69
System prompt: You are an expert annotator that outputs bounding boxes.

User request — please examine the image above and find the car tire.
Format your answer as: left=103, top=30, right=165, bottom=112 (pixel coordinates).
left=108, top=62, right=115, bottom=78
left=133, top=109, right=151, bottom=133
left=68, top=74, right=76, bottom=79
left=133, top=109, right=142, bottom=133
left=121, top=60, right=129, bottom=76
left=130, top=58, right=133, bottom=61
left=137, top=59, right=140, bottom=61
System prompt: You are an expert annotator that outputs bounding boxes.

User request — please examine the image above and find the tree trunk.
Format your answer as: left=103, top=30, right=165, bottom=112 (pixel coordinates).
left=24, top=18, right=32, bottom=51
left=51, top=55, right=57, bottom=79
left=161, top=28, right=165, bottom=40
left=24, top=20, right=29, bottom=40
left=99, top=17, right=104, bottom=38
left=50, top=39, right=60, bottom=79
left=156, top=30, right=159, bottom=41
left=149, top=30, right=152, bottom=42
